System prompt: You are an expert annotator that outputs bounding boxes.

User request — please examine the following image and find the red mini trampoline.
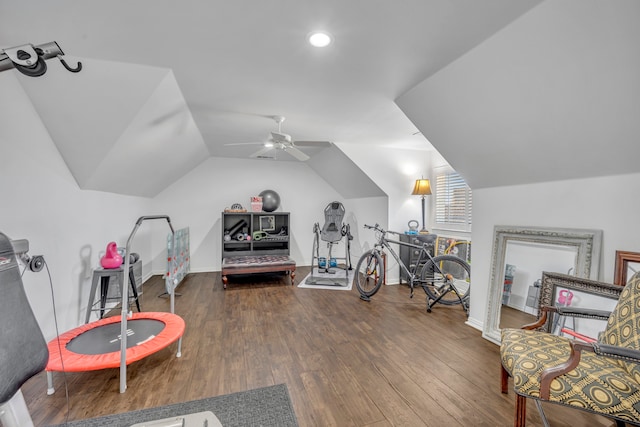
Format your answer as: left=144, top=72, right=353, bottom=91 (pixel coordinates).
left=46, top=311, right=184, bottom=394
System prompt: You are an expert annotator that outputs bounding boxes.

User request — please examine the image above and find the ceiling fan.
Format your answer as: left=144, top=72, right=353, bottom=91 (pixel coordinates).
left=225, top=116, right=331, bottom=161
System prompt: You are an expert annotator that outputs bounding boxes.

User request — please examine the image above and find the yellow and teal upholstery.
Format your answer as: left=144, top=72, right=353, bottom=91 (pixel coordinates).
left=500, top=272, right=640, bottom=425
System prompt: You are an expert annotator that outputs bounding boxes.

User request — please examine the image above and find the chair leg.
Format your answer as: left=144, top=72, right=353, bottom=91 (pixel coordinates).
left=501, top=364, right=509, bottom=393
left=515, top=394, right=527, bottom=427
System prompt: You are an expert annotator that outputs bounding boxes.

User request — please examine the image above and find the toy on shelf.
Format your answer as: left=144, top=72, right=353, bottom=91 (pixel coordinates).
left=250, top=196, right=263, bottom=212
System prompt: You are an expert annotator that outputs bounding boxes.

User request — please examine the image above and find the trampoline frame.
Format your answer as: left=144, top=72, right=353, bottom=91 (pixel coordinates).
left=46, top=216, right=184, bottom=394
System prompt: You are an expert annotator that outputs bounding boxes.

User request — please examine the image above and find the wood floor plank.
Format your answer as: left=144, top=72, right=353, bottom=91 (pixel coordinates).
left=20, top=268, right=621, bottom=426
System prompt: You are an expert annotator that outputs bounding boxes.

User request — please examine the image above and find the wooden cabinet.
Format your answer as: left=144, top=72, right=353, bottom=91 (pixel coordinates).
left=221, top=212, right=290, bottom=259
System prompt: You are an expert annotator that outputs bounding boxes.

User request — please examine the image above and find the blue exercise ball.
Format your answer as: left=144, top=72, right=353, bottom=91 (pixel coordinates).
left=259, top=190, right=280, bottom=212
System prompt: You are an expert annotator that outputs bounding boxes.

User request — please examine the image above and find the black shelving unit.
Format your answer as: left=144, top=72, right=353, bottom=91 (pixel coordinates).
left=222, top=212, right=290, bottom=258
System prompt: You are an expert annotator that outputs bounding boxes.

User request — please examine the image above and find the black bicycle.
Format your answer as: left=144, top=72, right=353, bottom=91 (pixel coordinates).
left=354, top=224, right=471, bottom=313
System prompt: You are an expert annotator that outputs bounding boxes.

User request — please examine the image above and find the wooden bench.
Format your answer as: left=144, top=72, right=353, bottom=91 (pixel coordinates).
left=221, top=255, right=296, bottom=288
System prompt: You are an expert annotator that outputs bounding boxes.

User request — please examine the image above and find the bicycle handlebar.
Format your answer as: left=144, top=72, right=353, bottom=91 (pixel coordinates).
left=363, top=224, right=402, bottom=236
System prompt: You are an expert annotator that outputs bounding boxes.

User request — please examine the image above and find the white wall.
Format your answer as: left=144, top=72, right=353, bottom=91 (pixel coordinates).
left=0, top=72, right=156, bottom=339
left=150, top=156, right=388, bottom=273
left=469, top=173, right=640, bottom=332
left=337, top=142, right=441, bottom=233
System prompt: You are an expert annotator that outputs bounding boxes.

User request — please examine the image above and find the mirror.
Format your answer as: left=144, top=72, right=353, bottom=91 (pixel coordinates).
left=537, top=272, right=621, bottom=338
left=499, top=241, right=577, bottom=329
left=482, top=226, right=602, bottom=345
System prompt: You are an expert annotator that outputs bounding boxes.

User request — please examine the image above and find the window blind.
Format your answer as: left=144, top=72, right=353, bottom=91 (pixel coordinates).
left=435, top=172, right=472, bottom=229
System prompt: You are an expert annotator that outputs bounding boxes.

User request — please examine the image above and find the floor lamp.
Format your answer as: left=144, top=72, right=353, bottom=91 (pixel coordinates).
left=411, top=178, right=432, bottom=233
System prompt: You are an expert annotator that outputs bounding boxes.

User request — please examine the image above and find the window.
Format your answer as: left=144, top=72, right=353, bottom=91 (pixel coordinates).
left=434, top=170, right=472, bottom=231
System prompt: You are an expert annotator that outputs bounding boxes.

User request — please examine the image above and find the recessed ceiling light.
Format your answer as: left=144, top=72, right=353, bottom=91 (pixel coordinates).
left=308, top=31, right=332, bottom=48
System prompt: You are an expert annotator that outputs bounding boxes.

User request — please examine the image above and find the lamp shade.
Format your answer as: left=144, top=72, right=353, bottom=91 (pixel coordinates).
left=411, top=179, right=432, bottom=196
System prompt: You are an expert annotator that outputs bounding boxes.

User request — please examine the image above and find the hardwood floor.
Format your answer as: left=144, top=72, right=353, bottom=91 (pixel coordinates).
left=500, top=305, right=537, bottom=330
left=22, top=267, right=618, bottom=426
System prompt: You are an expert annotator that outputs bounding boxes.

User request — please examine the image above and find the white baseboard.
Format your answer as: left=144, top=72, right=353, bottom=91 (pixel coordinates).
left=187, top=267, right=217, bottom=274
left=144, top=267, right=216, bottom=282
left=465, top=316, right=484, bottom=332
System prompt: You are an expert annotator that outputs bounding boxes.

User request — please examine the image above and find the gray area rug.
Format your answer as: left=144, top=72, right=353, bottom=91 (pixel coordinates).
left=48, top=383, right=298, bottom=427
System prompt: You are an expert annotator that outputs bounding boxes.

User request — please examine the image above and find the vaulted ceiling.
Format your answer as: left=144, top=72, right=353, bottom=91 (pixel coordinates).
left=1, top=1, right=544, bottom=196
left=398, top=1, right=640, bottom=189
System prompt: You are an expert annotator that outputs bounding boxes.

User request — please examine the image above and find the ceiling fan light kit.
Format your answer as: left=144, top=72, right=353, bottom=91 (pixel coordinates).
left=270, top=131, right=292, bottom=143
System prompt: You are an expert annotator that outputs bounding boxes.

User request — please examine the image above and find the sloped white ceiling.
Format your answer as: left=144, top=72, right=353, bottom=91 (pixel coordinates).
left=306, top=146, right=385, bottom=199
left=15, top=58, right=209, bottom=197
left=397, top=1, right=640, bottom=190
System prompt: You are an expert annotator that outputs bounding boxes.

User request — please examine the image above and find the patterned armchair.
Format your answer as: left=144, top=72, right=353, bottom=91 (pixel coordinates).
left=500, top=272, right=640, bottom=427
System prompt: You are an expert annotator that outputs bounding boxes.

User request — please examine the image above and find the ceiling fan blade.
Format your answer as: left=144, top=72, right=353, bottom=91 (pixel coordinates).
left=224, top=142, right=264, bottom=146
left=250, top=146, right=275, bottom=159
left=293, top=140, right=332, bottom=147
left=285, top=146, right=310, bottom=161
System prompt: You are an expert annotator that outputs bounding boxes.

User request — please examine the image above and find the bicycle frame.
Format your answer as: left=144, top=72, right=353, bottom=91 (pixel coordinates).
left=370, top=229, right=437, bottom=295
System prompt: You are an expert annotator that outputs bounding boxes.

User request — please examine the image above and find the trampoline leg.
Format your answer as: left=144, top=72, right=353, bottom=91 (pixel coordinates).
left=46, top=371, right=55, bottom=395
left=176, top=337, right=183, bottom=358
left=119, top=369, right=127, bottom=394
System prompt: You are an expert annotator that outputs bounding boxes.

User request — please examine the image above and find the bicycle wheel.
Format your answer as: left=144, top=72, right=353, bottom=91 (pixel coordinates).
left=354, top=250, right=384, bottom=297
left=420, top=255, right=471, bottom=305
